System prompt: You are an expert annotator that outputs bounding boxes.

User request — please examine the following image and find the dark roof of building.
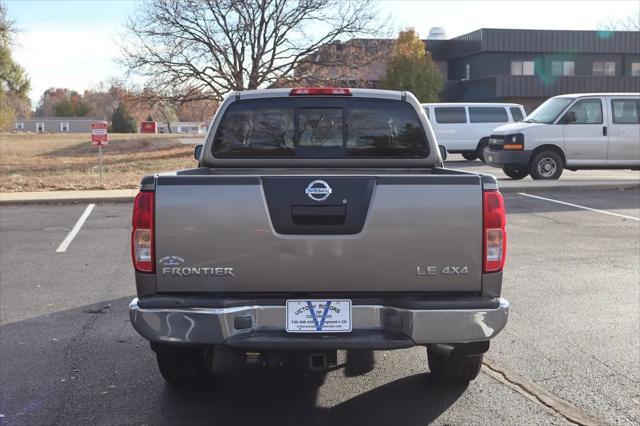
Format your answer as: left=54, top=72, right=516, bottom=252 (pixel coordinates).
left=428, top=28, right=640, bottom=60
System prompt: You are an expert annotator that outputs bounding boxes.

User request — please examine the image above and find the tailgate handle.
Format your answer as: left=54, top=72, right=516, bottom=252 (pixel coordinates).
left=291, top=205, right=346, bottom=226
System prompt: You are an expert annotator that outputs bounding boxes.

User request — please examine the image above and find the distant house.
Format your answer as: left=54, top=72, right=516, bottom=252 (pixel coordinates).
left=13, top=117, right=104, bottom=133
left=157, top=122, right=208, bottom=134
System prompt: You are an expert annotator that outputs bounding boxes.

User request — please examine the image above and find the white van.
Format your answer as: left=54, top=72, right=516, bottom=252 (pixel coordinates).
left=485, top=93, right=640, bottom=180
left=422, top=102, right=526, bottom=161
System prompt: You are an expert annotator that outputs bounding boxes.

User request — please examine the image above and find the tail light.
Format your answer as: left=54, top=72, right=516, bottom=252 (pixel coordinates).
left=131, top=191, right=155, bottom=273
left=483, top=190, right=507, bottom=273
left=289, top=87, right=352, bottom=96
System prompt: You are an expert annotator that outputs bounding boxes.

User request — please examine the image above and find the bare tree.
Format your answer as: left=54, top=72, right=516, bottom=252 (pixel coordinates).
left=598, top=12, right=640, bottom=31
left=119, top=0, right=383, bottom=101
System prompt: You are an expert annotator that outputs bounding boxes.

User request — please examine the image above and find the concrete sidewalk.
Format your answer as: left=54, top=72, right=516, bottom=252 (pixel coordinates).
left=0, top=189, right=138, bottom=205
left=1, top=179, right=638, bottom=205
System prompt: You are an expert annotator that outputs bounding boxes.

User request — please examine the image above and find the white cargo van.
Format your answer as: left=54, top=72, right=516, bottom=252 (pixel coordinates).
left=422, top=102, right=526, bottom=161
left=485, top=93, right=640, bottom=180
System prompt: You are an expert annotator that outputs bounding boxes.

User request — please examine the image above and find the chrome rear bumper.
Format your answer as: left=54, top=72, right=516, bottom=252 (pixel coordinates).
left=129, top=297, right=509, bottom=348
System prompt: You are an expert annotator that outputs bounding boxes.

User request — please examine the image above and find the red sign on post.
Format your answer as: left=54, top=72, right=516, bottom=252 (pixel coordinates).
left=91, top=121, right=108, bottom=147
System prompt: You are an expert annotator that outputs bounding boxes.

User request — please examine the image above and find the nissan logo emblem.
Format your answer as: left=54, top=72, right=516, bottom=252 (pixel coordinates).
left=305, top=180, right=332, bottom=202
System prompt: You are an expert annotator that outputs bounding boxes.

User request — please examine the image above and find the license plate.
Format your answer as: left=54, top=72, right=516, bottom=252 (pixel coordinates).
left=487, top=154, right=494, bottom=162
left=286, top=300, right=352, bottom=333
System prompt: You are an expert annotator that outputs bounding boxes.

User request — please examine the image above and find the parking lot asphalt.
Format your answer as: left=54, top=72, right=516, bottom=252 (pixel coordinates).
left=1, top=188, right=639, bottom=425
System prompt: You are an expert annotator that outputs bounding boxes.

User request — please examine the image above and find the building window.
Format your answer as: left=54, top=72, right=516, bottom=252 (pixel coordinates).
left=593, top=62, right=616, bottom=76
left=60, top=122, right=69, bottom=132
left=551, top=61, right=574, bottom=76
left=36, top=122, right=45, bottom=132
left=630, top=63, right=640, bottom=77
left=611, top=99, right=639, bottom=124
left=434, top=107, right=467, bottom=124
left=15, top=122, right=24, bottom=129
left=464, top=64, right=470, bottom=80
left=468, top=107, right=509, bottom=123
left=511, top=61, right=534, bottom=76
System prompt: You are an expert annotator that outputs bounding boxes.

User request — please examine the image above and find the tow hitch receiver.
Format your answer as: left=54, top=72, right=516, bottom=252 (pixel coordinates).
left=309, top=351, right=338, bottom=371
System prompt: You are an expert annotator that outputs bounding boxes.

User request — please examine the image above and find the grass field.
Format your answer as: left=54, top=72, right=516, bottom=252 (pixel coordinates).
left=0, top=133, right=198, bottom=192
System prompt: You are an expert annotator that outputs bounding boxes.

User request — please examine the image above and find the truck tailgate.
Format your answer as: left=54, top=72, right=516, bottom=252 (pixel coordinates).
left=154, top=173, right=483, bottom=293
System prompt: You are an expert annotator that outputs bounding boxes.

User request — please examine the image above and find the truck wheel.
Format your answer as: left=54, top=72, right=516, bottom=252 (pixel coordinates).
left=427, top=349, right=483, bottom=383
left=155, top=344, right=214, bottom=386
left=461, top=152, right=478, bottom=161
left=502, top=166, right=529, bottom=180
left=476, top=140, right=490, bottom=163
left=530, top=151, right=563, bottom=180
left=439, top=145, right=448, bottom=161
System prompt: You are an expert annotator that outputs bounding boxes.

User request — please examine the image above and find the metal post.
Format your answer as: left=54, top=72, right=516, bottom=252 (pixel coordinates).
left=98, top=145, right=103, bottom=186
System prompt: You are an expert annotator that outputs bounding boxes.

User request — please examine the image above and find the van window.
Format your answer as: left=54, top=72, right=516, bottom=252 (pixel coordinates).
left=565, top=99, right=603, bottom=124
left=213, top=98, right=429, bottom=158
left=510, top=107, right=524, bottom=122
left=468, top=107, right=508, bottom=123
left=611, top=99, right=640, bottom=124
left=434, top=107, right=466, bottom=124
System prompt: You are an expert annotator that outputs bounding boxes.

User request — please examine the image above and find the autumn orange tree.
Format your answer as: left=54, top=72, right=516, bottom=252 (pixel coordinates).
left=380, top=29, right=442, bottom=102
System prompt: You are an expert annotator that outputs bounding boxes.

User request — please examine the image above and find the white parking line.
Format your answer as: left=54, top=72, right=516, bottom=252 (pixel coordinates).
left=518, top=193, right=640, bottom=221
left=55, top=204, right=95, bottom=252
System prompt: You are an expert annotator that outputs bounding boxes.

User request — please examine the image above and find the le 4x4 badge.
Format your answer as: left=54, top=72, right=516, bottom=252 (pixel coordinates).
left=416, top=265, right=470, bottom=276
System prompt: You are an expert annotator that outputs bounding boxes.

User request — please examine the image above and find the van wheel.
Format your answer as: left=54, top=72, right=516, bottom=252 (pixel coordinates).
left=476, top=140, right=490, bottom=162
left=427, top=349, right=483, bottom=383
left=155, top=344, right=214, bottom=386
left=530, top=151, right=563, bottom=180
left=462, top=152, right=478, bottom=161
left=502, top=166, right=529, bottom=180
left=439, top=145, right=448, bottom=161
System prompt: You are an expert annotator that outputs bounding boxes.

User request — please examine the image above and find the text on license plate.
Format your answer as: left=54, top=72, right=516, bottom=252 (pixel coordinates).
left=286, top=300, right=352, bottom=333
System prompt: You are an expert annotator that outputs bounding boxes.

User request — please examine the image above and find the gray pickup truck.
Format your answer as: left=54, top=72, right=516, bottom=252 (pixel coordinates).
left=129, top=87, right=509, bottom=386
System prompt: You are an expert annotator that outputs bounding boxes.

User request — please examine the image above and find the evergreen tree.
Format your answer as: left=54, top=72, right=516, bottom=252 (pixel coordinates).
left=110, top=102, right=137, bottom=133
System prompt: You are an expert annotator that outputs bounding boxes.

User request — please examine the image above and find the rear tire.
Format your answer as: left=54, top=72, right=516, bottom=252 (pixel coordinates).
left=476, top=140, right=490, bottom=162
left=427, top=349, right=483, bottom=383
left=155, top=344, right=214, bottom=387
left=530, top=151, right=563, bottom=180
left=461, top=152, right=478, bottom=161
left=502, top=166, right=529, bottom=180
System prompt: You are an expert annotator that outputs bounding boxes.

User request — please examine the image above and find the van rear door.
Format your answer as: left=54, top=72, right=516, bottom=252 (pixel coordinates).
left=432, top=106, right=469, bottom=150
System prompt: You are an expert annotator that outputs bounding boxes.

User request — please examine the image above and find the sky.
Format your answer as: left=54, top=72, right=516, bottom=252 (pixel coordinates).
left=5, top=0, right=639, bottom=103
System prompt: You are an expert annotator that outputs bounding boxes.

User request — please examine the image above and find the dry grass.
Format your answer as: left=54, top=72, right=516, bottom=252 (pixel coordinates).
left=0, top=133, right=199, bottom=192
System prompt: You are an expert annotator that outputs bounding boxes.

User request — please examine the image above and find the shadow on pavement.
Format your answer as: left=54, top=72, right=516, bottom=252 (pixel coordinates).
left=157, top=367, right=466, bottom=426
left=0, top=296, right=466, bottom=426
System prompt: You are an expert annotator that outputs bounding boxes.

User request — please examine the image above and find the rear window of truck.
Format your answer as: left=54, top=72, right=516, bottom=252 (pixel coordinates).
left=212, top=98, right=429, bottom=158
